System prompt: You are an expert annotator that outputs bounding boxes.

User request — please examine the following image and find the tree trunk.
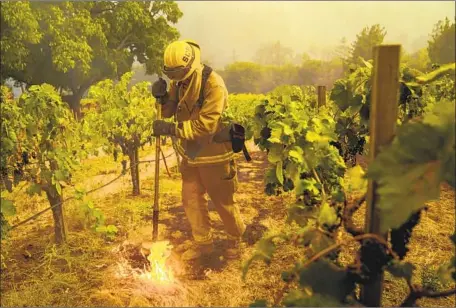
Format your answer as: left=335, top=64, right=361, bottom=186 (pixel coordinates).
left=134, top=147, right=140, bottom=194
left=45, top=186, right=67, bottom=244
left=129, top=148, right=140, bottom=196
left=62, top=91, right=85, bottom=120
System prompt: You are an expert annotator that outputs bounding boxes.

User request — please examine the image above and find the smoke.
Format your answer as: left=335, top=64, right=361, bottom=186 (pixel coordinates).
left=174, top=1, right=455, bottom=69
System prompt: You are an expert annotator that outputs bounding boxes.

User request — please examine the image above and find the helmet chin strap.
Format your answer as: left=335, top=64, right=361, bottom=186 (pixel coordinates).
left=179, top=72, right=193, bottom=87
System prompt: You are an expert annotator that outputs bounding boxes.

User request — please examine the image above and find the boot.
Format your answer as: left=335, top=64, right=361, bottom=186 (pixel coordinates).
left=226, top=239, right=242, bottom=259
left=181, top=243, right=213, bottom=261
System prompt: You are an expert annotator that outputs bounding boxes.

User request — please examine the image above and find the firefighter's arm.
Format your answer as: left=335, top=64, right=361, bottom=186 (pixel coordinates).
left=160, top=82, right=178, bottom=119
left=175, top=85, right=226, bottom=140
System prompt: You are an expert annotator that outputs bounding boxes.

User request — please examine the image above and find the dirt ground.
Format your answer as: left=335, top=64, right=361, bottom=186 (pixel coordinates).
left=1, top=142, right=455, bottom=307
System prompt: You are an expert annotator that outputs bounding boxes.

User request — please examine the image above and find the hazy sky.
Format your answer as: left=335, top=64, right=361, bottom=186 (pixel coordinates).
left=174, top=1, right=455, bottom=68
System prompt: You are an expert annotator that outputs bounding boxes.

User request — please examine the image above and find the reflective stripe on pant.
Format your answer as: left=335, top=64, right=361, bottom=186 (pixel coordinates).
left=181, top=159, right=246, bottom=245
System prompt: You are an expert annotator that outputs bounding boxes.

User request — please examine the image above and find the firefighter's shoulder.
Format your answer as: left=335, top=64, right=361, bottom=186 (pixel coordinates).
left=206, top=70, right=227, bottom=92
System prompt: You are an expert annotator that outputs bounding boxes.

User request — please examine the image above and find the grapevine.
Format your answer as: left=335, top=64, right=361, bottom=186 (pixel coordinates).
left=242, top=70, right=456, bottom=306
left=81, top=72, right=157, bottom=196
left=328, top=61, right=455, bottom=166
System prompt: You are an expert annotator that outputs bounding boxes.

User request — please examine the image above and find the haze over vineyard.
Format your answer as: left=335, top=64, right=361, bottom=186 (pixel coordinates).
left=176, top=1, right=455, bottom=68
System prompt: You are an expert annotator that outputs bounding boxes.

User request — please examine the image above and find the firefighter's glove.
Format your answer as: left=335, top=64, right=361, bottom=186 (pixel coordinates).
left=152, top=120, right=176, bottom=136
left=152, top=78, right=168, bottom=103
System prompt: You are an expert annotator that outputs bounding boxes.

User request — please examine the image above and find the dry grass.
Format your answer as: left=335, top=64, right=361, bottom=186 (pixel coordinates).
left=1, top=145, right=455, bottom=307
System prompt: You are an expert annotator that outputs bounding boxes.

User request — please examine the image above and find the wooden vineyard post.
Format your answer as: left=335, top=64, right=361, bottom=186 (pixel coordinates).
left=317, top=86, right=326, bottom=108
left=152, top=101, right=162, bottom=241
left=360, top=45, right=401, bottom=306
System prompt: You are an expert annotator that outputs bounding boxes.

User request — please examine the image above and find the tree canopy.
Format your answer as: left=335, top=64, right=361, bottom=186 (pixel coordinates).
left=350, top=24, right=387, bottom=63
left=253, top=41, right=295, bottom=66
left=0, top=1, right=183, bottom=114
left=428, top=17, right=455, bottom=65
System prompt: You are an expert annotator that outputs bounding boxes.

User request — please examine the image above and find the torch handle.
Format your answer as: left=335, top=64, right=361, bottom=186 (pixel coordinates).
left=152, top=101, right=162, bottom=241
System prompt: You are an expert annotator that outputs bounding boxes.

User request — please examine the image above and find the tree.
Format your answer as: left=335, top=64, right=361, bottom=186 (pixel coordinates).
left=82, top=72, right=156, bottom=196
left=334, top=37, right=351, bottom=61
left=350, top=24, right=386, bottom=63
left=333, top=37, right=352, bottom=73
left=221, top=62, right=266, bottom=93
left=428, top=17, right=456, bottom=65
left=0, top=1, right=182, bottom=117
left=253, top=41, right=294, bottom=66
left=0, top=1, right=41, bottom=79
left=298, top=58, right=344, bottom=88
left=402, top=48, right=431, bottom=72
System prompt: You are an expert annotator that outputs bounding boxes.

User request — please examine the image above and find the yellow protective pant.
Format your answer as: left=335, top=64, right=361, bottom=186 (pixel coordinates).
left=180, top=159, right=246, bottom=245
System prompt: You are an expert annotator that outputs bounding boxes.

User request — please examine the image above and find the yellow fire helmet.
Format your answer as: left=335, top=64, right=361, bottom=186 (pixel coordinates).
left=163, top=40, right=202, bottom=82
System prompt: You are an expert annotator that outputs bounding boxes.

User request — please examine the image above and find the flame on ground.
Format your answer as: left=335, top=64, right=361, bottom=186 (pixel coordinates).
left=112, top=241, right=188, bottom=305
left=137, top=240, right=174, bottom=285
left=113, top=240, right=177, bottom=288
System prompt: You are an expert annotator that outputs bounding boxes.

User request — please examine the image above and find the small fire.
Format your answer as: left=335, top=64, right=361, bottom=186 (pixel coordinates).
left=137, top=240, right=174, bottom=285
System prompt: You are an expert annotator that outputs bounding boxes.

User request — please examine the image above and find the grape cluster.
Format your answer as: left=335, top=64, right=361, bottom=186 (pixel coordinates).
left=359, top=239, right=394, bottom=281
left=283, top=178, right=294, bottom=192
left=329, top=137, right=366, bottom=165
left=10, top=151, right=33, bottom=183
left=399, top=82, right=413, bottom=105
left=390, top=209, right=423, bottom=260
left=260, top=127, right=271, bottom=140
left=265, top=182, right=281, bottom=196
left=351, top=137, right=365, bottom=156
left=22, top=152, right=30, bottom=165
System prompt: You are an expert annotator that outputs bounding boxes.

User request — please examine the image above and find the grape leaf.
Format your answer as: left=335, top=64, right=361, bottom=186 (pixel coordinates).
left=27, top=183, right=42, bottom=196
left=268, top=144, right=283, bottom=163
left=344, top=165, right=367, bottom=193
left=283, top=291, right=343, bottom=307
left=317, top=202, right=338, bottom=227
left=287, top=205, right=316, bottom=228
left=106, top=225, right=118, bottom=233
left=299, top=228, right=316, bottom=246
left=298, top=259, right=355, bottom=301
left=288, top=146, right=304, bottom=164
left=306, top=131, right=332, bottom=143
left=54, top=170, right=66, bottom=181
left=268, top=122, right=283, bottom=144
left=366, top=102, right=455, bottom=232
left=330, top=80, right=351, bottom=112
left=296, top=178, right=319, bottom=196
left=413, top=63, right=455, bottom=85
left=55, top=181, right=62, bottom=195
left=95, top=225, right=107, bottom=233
left=0, top=198, right=16, bottom=216
left=265, top=168, right=278, bottom=185
left=285, top=161, right=301, bottom=182
left=276, top=161, right=284, bottom=185
left=310, top=231, right=334, bottom=254
left=242, top=236, right=282, bottom=280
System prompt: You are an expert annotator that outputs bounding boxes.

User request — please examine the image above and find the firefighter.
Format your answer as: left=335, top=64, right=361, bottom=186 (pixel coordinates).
left=151, top=40, right=246, bottom=261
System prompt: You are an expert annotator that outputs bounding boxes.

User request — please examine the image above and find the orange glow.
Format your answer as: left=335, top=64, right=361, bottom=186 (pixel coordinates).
left=137, top=241, right=174, bottom=285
